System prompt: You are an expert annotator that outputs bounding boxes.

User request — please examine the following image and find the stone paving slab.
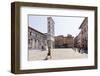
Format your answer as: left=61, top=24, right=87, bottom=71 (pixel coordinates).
left=28, top=48, right=88, bottom=61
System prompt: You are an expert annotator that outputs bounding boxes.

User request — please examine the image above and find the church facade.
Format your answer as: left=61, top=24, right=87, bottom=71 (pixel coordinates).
left=28, top=17, right=55, bottom=51
left=28, top=26, right=48, bottom=51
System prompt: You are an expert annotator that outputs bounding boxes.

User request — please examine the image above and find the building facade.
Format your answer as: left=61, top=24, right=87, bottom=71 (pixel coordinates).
left=74, top=17, right=88, bottom=53
left=55, top=34, right=74, bottom=48
left=28, top=26, right=47, bottom=51
left=55, top=35, right=64, bottom=48
left=64, top=34, right=74, bottom=48
left=74, top=32, right=81, bottom=48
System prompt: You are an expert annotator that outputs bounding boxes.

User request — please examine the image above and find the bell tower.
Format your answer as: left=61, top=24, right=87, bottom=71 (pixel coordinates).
left=47, top=17, right=55, bottom=49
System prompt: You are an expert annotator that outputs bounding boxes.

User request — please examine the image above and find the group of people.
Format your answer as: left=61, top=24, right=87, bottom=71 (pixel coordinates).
left=73, top=45, right=88, bottom=54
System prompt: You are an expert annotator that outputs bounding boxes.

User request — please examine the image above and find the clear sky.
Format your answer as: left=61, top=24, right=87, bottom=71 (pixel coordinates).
left=29, top=15, right=85, bottom=37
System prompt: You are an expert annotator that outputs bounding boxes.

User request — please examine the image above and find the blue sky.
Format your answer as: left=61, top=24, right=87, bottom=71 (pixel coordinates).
left=28, top=15, right=85, bottom=37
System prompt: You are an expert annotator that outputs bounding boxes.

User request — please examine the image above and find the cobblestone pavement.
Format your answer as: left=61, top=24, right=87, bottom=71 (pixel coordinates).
left=28, top=48, right=88, bottom=61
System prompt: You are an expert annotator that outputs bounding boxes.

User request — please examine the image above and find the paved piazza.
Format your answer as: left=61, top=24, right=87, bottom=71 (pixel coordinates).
left=28, top=48, right=88, bottom=61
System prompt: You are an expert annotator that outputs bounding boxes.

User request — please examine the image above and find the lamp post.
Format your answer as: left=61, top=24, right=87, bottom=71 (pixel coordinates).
left=47, top=39, right=52, bottom=59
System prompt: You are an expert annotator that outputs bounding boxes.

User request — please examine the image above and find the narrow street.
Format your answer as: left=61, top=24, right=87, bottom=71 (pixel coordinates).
left=28, top=48, right=88, bottom=61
